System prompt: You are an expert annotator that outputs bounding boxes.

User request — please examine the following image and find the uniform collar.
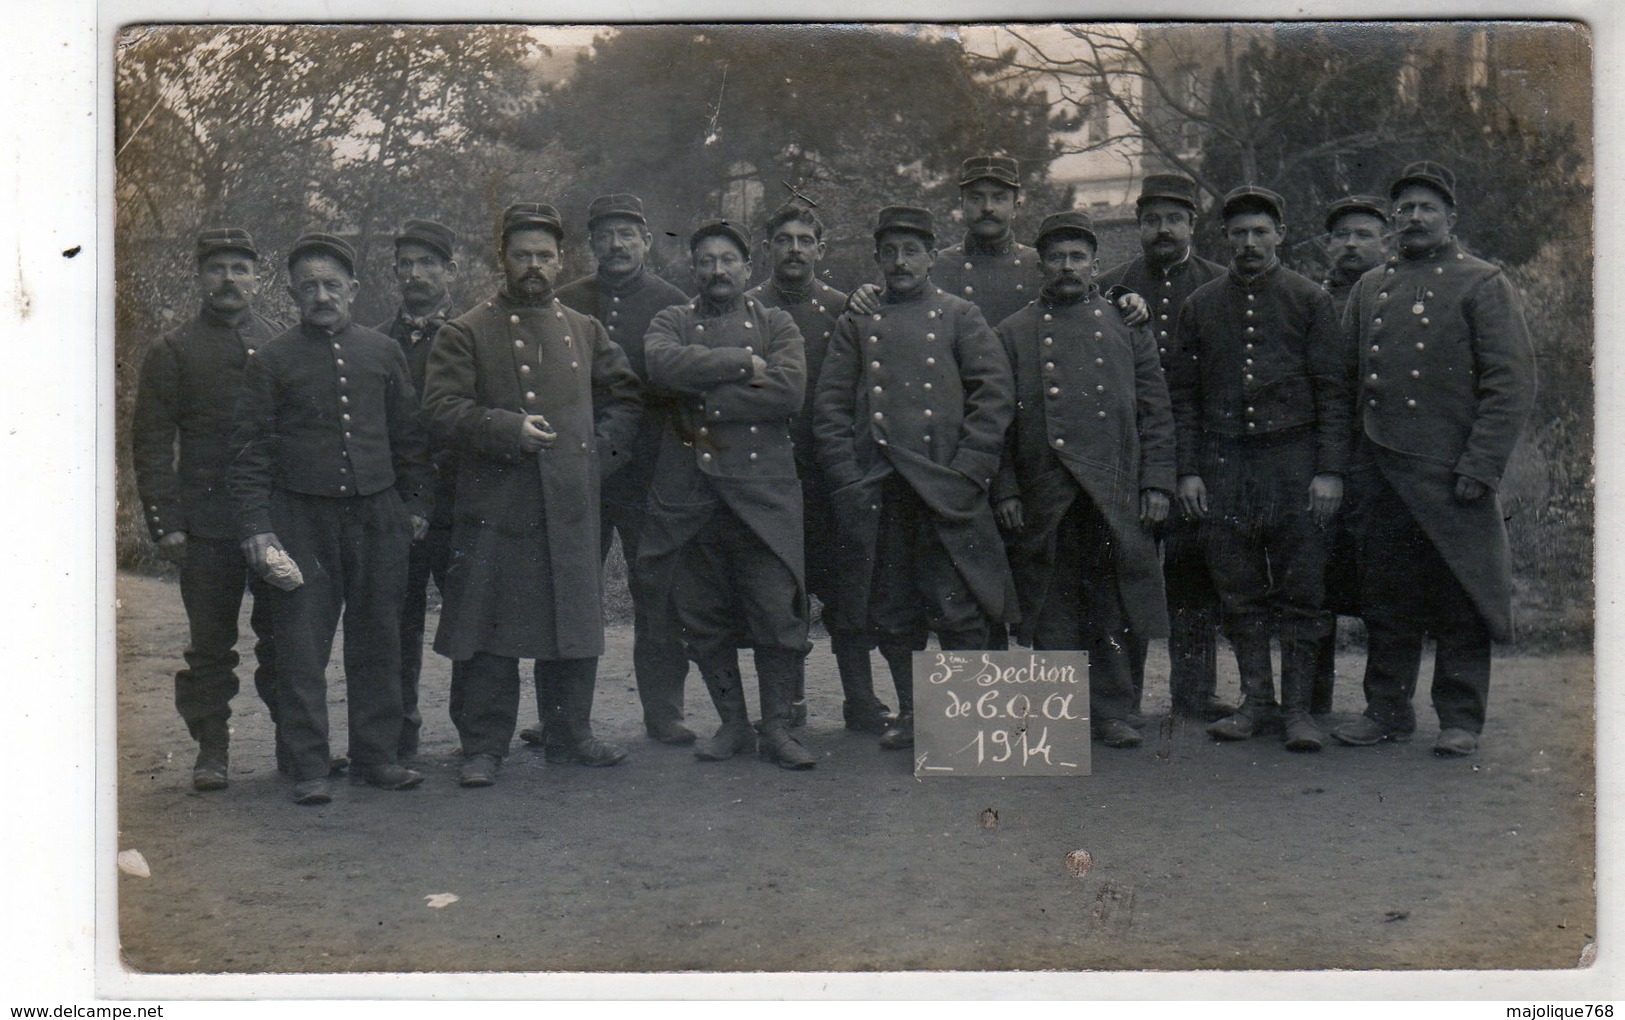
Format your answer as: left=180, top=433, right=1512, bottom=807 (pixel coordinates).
left=696, top=293, right=746, bottom=317
left=499, top=283, right=556, bottom=308
left=961, top=231, right=1017, bottom=257
left=1228, top=257, right=1281, bottom=290
left=198, top=304, right=255, bottom=331
left=1040, top=281, right=1100, bottom=307
left=766, top=275, right=815, bottom=306
left=1397, top=237, right=1461, bottom=264
left=298, top=318, right=351, bottom=340
left=597, top=264, right=649, bottom=297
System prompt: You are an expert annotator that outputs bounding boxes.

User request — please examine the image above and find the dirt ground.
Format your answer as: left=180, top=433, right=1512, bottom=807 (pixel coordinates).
left=114, top=570, right=1595, bottom=975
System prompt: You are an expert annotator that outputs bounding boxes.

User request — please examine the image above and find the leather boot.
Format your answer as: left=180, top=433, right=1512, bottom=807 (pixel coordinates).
left=1281, top=619, right=1326, bottom=752
left=543, top=659, right=627, bottom=766
left=789, top=643, right=809, bottom=729
left=192, top=715, right=229, bottom=791
left=1207, top=628, right=1278, bottom=741
left=1311, top=624, right=1337, bottom=716
left=834, top=630, right=892, bottom=733
left=877, top=644, right=916, bottom=750
left=695, top=653, right=756, bottom=761
left=757, top=648, right=816, bottom=769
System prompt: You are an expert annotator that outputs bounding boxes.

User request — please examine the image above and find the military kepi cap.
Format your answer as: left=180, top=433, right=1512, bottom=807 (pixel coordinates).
left=1137, top=172, right=1199, bottom=211
left=196, top=227, right=258, bottom=262
left=689, top=221, right=751, bottom=259
left=1389, top=160, right=1456, bottom=206
left=502, top=202, right=565, bottom=243
left=1324, top=195, right=1389, bottom=233
left=394, top=219, right=456, bottom=262
left=873, top=206, right=935, bottom=245
left=587, top=193, right=647, bottom=231
left=959, top=155, right=1021, bottom=189
left=1221, top=185, right=1286, bottom=223
left=287, top=231, right=356, bottom=276
left=1033, top=210, right=1098, bottom=251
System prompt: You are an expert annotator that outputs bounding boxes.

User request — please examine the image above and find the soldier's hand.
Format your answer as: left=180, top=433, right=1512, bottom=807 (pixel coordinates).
left=995, top=497, right=1024, bottom=532
left=1140, top=489, right=1170, bottom=527
left=1177, top=475, right=1208, bottom=519
left=749, top=354, right=769, bottom=384
left=519, top=414, right=557, bottom=453
left=240, top=532, right=283, bottom=575
left=156, top=531, right=188, bottom=563
left=410, top=514, right=429, bottom=541
left=1453, top=475, right=1488, bottom=503
left=847, top=283, right=883, bottom=316
left=1308, top=473, right=1344, bottom=527
left=1117, top=292, right=1151, bottom=327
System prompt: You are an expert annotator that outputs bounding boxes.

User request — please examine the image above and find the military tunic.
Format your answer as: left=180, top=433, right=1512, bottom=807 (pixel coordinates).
left=1167, top=262, right=1350, bottom=641
left=556, top=266, right=694, bottom=731
left=932, top=234, right=1043, bottom=335
left=423, top=290, right=641, bottom=661
left=814, top=285, right=1017, bottom=637
left=1099, top=252, right=1227, bottom=370
left=229, top=319, right=433, bottom=780
left=747, top=276, right=848, bottom=606
left=1347, top=240, right=1536, bottom=643
left=132, top=306, right=283, bottom=735
left=992, top=290, right=1176, bottom=645
left=374, top=304, right=457, bottom=757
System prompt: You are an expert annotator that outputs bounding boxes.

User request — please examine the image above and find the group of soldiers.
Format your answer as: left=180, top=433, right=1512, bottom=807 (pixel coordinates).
left=133, top=154, right=1535, bottom=805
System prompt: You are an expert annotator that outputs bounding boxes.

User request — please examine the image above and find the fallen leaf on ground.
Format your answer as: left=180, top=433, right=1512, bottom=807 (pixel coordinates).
left=424, top=893, right=459, bottom=909
left=118, top=850, right=150, bottom=878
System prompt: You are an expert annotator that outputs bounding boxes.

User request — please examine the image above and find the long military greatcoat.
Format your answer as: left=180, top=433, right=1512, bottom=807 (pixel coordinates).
left=1345, top=240, right=1536, bottom=641
left=636, top=294, right=809, bottom=640
left=814, top=284, right=1017, bottom=630
left=423, top=289, right=641, bottom=660
left=992, top=290, right=1176, bottom=645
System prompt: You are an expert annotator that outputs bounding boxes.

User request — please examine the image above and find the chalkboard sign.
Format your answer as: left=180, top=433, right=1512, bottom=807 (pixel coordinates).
left=912, top=650, right=1092, bottom=777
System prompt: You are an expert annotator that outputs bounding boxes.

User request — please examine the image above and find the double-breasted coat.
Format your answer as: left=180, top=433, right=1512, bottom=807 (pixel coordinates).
left=1345, top=240, right=1536, bottom=641
left=992, top=290, right=1176, bottom=645
left=422, top=289, right=642, bottom=661
left=635, top=294, right=809, bottom=644
left=813, top=285, right=1018, bottom=630
left=1098, top=252, right=1228, bottom=371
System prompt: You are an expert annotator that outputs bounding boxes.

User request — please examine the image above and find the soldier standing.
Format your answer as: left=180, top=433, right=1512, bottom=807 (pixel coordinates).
left=638, top=222, right=815, bottom=768
left=1331, top=163, right=1535, bottom=757
left=423, top=204, right=642, bottom=787
left=230, top=232, right=433, bottom=804
left=373, top=218, right=460, bottom=762
left=814, top=206, right=1017, bottom=752
left=992, top=212, right=1176, bottom=749
left=536, top=193, right=697, bottom=747
left=747, top=199, right=893, bottom=734
left=1310, top=195, right=1390, bottom=715
left=1168, top=187, right=1351, bottom=751
left=1098, top=172, right=1231, bottom=722
left=132, top=227, right=282, bottom=791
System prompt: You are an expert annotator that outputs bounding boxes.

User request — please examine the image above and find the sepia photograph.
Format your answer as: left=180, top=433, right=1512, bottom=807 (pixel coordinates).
left=97, top=12, right=1596, bottom=993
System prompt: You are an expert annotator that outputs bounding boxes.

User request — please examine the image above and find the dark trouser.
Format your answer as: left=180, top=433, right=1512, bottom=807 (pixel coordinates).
left=397, top=522, right=451, bottom=757
left=266, top=490, right=410, bottom=783
left=869, top=475, right=990, bottom=713
left=1312, top=515, right=1360, bottom=713
left=1354, top=467, right=1492, bottom=734
left=669, top=503, right=806, bottom=666
left=605, top=498, right=689, bottom=728
left=1029, top=494, right=1134, bottom=726
left=452, top=652, right=599, bottom=757
left=1130, top=517, right=1220, bottom=715
left=174, top=535, right=277, bottom=739
left=806, top=477, right=882, bottom=713
left=1200, top=435, right=1330, bottom=712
